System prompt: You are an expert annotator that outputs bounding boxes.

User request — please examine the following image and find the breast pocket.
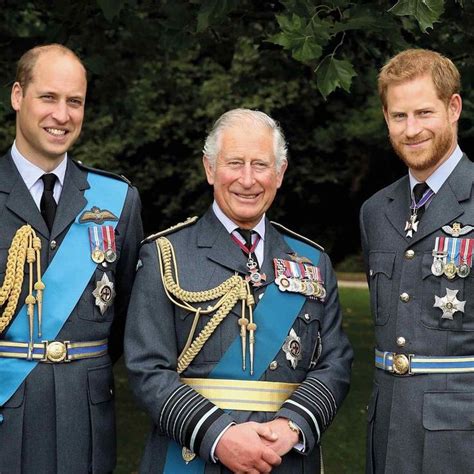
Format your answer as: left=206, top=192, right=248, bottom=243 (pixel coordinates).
left=421, top=252, right=474, bottom=331
left=291, top=305, right=322, bottom=371
left=368, top=252, right=395, bottom=325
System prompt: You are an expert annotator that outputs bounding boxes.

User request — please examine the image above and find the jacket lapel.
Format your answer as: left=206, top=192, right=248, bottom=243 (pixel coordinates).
left=409, top=155, right=471, bottom=245
left=384, top=176, right=412, bottom=241
left=0, top=153, right=49, bottom=238
left=51, top=160, right=88, bottom=240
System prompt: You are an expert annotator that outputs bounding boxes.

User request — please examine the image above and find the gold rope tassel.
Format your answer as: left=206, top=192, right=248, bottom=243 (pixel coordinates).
left=156, top=237, right=252, bottom=374
left=0, top=226, right=45, bottom=353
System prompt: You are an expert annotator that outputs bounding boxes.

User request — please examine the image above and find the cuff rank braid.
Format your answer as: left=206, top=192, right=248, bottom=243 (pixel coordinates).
left=155, top=236, right=255, bottom=373
left=159, top=384, right=226, bottom=456
left=0, top=225, right=45, bottom=351
left=280, top=376, right=337, bottom=443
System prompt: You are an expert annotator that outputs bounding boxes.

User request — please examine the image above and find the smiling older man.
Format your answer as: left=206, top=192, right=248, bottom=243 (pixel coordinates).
left=125, top=108, right=353, bottom=474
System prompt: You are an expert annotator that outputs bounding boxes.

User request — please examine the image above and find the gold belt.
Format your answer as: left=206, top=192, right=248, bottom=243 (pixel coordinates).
left=181, top=377, right=299, bottom=412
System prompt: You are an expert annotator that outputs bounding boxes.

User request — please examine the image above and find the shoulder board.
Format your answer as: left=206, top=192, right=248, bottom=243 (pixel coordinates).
left=270, top=221, right=324, bottom=252
left=73, top=160, right=132, bottom=186
left=141, top=216, right=199, bottom=244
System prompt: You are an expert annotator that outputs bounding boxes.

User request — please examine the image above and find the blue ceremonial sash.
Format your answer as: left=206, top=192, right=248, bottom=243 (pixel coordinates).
left=0, top=173, right=128, bottom=406
left=164, top=235, right=321, bottom=473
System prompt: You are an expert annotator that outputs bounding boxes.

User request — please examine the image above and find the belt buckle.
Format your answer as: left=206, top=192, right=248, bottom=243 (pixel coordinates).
left=42, top=341, right=71, bottom=363
left=392, top=353, right=413, bottom=375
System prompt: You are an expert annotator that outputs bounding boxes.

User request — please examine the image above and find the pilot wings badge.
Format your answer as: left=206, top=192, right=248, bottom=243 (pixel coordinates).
left=79, top=206, right=119, bottom=224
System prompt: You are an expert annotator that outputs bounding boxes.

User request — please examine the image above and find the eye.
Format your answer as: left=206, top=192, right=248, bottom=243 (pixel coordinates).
left=418, top=110, right=432, bottom=117
left=228, top=160, right=244, bottom=168
left=68, top=98, right=83, bottom=107
left=40, top=94, right=54, bottom=101
left=253, top=161, right=269, bottom=170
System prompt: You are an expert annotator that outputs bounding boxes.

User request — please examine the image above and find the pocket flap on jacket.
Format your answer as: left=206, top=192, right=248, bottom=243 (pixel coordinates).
left=88, top=364, right=114, bottom=405
left=423, top=391, right=474, bottom=431
left=368, top=252, right=395, bottom=279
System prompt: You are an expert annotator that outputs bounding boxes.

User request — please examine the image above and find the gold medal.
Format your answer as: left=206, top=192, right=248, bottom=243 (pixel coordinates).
left=444, top=262, right=457, bottom=280
left=91, top=248, right=105, bottom=264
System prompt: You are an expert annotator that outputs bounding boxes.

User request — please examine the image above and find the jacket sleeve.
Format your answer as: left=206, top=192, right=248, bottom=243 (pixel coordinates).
left=124, top=242, right=235, bottom=462
left=276, top=251, right=354, bottom=453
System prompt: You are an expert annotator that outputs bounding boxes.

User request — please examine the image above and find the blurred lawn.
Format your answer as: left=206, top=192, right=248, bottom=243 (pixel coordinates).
left=114, top=286, right=372, bottom=473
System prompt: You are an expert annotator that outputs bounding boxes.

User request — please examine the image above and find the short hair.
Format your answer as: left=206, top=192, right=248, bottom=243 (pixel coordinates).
left=378, top=49, right=460, bottom=108
left=15, top=43, right=86, bottom=93
left=203, top=108, right=288, bottom=171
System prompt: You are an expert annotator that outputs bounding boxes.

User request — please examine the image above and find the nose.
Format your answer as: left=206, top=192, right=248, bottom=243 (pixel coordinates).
left=239, top=163, right=255, bottom=187
left=405, top=115, right=422, bottom=138
left=51, top=101, right=69, bottom=123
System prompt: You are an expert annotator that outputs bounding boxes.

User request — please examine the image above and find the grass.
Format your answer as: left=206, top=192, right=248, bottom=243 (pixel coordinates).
left=114, top=287, right=372, bottom=473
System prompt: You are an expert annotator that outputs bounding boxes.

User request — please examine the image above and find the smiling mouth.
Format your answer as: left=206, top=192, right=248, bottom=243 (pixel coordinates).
left=45, top=127, right=67, bottom=137
left=405, top=138, right=430, bottom=147
left=235, top=193, right=260, bottom=199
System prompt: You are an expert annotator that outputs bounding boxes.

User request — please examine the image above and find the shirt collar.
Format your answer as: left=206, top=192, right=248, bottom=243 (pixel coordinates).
left=409, top=145, right=463, bottom=194
left=11, top=141, right=68, bottom=190
left=212, top=201, right=266, bottom=240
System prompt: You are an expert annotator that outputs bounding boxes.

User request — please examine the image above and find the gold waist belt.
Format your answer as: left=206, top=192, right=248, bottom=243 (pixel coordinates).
left=180, top=377, right=299, bottom=412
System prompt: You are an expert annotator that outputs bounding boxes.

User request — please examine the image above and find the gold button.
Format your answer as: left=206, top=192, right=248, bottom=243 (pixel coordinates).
left=269, top=360, right=278, bottom=370
left=50, top=240, right=57, bottom=250
left=400, top=292, right=410, bottom=302
left=405, top=249, right=415, bottom=259
left=396, top=337, right=406, bottom=347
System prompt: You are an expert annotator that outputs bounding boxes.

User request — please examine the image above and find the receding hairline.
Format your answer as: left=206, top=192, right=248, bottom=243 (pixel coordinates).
left=16, top=44, right=87, bottom=90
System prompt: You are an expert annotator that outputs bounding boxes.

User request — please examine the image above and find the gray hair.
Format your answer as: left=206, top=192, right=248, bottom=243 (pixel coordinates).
left=203, top=108, right=288, bottom=171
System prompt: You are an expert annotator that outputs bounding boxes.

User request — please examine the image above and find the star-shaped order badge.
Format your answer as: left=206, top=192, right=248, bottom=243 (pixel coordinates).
left=92, top=273, right=116, bottom=315
left=433, top=288, right=466, bottom=320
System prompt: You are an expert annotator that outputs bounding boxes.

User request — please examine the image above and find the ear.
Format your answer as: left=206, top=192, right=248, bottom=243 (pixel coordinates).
left=276, top=160, right=288, bottom=189
left=11, top=82, right=23, bottom=111
left=448, top=93, right=462, bottom=124
left=202, top=155, right=215, bottom=185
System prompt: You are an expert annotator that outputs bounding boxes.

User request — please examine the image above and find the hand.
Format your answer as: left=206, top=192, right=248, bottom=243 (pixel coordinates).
left=260, top=418, right=300, bottom=457
left=215, top=421, right=282, bottom=473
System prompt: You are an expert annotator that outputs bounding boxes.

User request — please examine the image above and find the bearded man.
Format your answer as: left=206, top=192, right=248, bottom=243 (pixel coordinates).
left=360, top=49, right=474, bottom=473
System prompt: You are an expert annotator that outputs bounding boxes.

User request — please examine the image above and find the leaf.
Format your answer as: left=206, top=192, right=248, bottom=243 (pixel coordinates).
left=389, top=0, right=445, bottom=33
left=196, top=0, right=239, bottom=32
left=96, top=0, right=125, bottom=22
left=316, top=57, right=357, bottom=99
left=269, top=14, right=329, bottom=64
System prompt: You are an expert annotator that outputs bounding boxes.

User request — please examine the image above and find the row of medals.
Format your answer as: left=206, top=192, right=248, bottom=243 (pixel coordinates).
left=275, top=274, right=326, bottom=299
left=92, top=247, right=117, bottom=264
left=431, top=253, right=470, bottom=279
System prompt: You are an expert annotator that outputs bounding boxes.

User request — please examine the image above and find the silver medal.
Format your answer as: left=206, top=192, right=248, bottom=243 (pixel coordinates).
left=282, top=328, right=302, bottom=369
left=92, top=273, right=116, bottom=315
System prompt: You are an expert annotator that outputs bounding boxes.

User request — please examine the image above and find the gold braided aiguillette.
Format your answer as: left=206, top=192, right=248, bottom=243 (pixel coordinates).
left=0, top=225, right=44, bottom=357
left=155, top=237, right=255, bottom=374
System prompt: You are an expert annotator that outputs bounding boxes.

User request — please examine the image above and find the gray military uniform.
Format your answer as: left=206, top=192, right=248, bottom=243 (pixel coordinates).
left=360, top=155, right=474, bottom=473
left=0, top=152, right=143, bottom=473
left=125, top=207, right=353, bottom=473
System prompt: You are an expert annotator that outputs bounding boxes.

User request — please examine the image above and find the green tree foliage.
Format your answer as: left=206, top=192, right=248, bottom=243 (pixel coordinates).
left=0, top=0, right=472, bottom=264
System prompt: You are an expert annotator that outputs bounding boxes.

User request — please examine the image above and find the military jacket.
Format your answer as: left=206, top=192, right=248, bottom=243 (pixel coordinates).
left=360, top=155, right=474, bottom=473
left=0, top=152, right=143, bottom=473
left=125, top=207, right=353, bottom=473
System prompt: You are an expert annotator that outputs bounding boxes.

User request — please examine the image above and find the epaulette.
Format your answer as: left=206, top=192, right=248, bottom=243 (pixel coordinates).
left=73, top=160, right=132, bottom=186
left=270, top=221, right=325, bottom=252
left=141, top=216, right=199, bottom=245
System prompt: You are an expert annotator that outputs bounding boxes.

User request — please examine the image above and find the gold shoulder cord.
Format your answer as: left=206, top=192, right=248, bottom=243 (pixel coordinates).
left=155, top=237, right=257, bottom=374
left=0, top=225, right=44, bottom=356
